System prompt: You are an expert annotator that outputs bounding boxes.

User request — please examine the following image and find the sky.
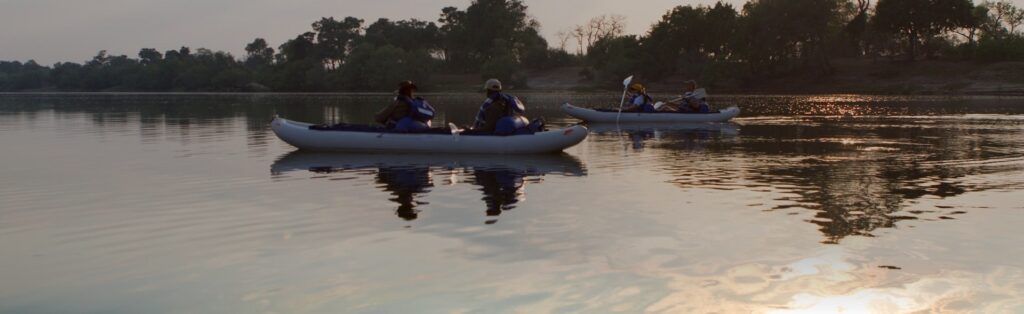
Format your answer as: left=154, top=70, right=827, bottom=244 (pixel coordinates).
left=2, top=0, right=1021, bottom=64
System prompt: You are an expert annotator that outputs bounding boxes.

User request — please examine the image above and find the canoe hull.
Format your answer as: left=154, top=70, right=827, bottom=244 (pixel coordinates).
left=561, top=103, right=740, bottom=123
left=271, top=117, right=588, bottom=154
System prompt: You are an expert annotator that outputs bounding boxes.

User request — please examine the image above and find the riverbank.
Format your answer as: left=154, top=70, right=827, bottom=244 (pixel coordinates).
left=514, top=59, right=1024, bottom=96
left=7, top=60, right=1023, bottom=96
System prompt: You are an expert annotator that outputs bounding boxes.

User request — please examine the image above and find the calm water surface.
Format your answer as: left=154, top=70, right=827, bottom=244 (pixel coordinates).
left=1, top=93, right=1023, bottom=313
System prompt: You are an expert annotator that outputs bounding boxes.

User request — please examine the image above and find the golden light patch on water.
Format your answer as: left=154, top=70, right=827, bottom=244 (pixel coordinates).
left=635, top=246, right=1020, bottom=313
left=3, top=94, right=1024, bottom=313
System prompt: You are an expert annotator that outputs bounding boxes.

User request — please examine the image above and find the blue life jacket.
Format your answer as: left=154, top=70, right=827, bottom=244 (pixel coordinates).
left=394, top=117, right=431, bottom=132
left=397, top=95, right=436, bottom=123
left=494, top=116, right=530, bottom=136
left=475, top=92, right=526, bottom=128
left=681, top=95, right=711, bottom=113
left=697, top=102, right=710, bottom=113
left=631, top=93, right=656, bottom=112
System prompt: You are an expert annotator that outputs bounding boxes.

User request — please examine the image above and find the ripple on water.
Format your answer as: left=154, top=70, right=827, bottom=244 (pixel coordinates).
left=2, top=94, right=1024, bottom=312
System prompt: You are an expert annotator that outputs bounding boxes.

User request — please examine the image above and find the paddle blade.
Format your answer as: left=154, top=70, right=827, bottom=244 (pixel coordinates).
left=692, top=88, right=707, bottom=99
left=654, top=101, right=665, bottom=110
left=623, top=76, right=634, bottom=87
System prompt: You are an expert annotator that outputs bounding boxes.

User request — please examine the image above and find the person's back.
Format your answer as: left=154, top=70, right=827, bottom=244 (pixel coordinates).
left=474, top=79, right=528, bottom=135
left=676, top=80, right=711, bottom=113
left=375, top=80, right=435, bottom=132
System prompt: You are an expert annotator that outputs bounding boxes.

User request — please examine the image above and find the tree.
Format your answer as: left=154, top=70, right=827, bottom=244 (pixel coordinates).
left=568, top=15, right=627, bottom=55
left=734, top=0, right=842, bottom=75
left=951, top=5, right=992, bottom=57
left=436, top=0, right=543, bottom=70
left=312, top=17, right=364, bottom=69
left=244, top=38, right=275, bottom=67
left=363, top=18, right=441, bottom=53
left=874, top=0, right=975, bottom=60
left=586, top=35, right=642, bottom=87
left=138, top=48, right=163, bottom=65
left=339, top=43, right=435, bottom=91
left=638, top=3, right=739, bottom=80
left=842, top=0, right=871, bottom=56
left=985, top=1, right=1024, bottom=34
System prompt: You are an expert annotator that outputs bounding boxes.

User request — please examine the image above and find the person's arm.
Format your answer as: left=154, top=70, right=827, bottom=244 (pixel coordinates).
left=374, top=100, right=402, bottom=125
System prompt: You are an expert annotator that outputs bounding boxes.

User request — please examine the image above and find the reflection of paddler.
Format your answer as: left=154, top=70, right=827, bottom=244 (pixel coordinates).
left=375, top=166, right=433, bottom=220
left=270, top=151, right=586, bottom=223
left=471, top=168, right=526, bottom=223
left=628, top=129, right=655, bottom=151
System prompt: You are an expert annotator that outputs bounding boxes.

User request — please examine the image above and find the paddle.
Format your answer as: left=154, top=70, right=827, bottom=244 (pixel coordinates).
left=616, top=75, right=634, bottom=124
left=658, top=88, right=707, bottom=110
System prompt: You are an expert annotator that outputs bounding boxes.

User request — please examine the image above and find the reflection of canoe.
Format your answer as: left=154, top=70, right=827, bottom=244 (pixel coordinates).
left=271, top=117, right=588, bottom=154
left=561, top=103, right=740, bottom=123
left=270, top=151, right=587, bottom=176
left=586, top=122, right=740, bottom=136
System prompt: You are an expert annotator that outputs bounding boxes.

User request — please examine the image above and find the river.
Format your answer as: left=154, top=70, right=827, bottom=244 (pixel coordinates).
left=1, top=93, right=1023, bottom=313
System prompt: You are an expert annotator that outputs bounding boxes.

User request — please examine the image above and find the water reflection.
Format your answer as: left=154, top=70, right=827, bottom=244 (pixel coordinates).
left=271, top=152, right=586, bottom=223
left=746, top=118, right=1024, bottom=243
left=599, top=117, right=1024, bottom=243
left=3, top=94, right=1024, bottom=312
left=588, top=122, right=740, bottom=152
left=375, top=166, right=433, bottom=220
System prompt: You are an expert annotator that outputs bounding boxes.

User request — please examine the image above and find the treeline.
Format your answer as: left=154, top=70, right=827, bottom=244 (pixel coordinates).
left=1, top=0, right=1023, bottom=92
left=0, top=0, right=569, bottom=92
left=583, top=0, right=1024, bottom=87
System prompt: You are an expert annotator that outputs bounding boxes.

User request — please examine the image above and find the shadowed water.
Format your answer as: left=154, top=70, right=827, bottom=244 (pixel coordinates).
left=1, top=93, right=1023, bottom=313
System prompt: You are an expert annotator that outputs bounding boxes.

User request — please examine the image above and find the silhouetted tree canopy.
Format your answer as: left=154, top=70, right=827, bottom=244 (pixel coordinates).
left=874, top=0, right=975, bottom=60
left=2, top=0, right=1024, bottom=92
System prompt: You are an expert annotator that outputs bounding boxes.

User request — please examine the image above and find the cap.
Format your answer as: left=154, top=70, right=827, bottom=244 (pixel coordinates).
left=484, top=78, right=502, bottom=91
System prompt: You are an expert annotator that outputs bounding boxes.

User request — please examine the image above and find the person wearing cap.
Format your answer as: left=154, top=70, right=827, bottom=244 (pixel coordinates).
left=473, top=78, right=529, bottom=135
left=622, top=83, right=656, bottom=112
left=374, top=80, right=436, bottom=132
left=664, top=80, right=710, bottom=113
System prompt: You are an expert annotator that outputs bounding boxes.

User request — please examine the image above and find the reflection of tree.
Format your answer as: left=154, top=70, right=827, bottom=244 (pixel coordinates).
left=0, top=94, right=580, bottom=145
left=656, top=120, right=1024, bottom=243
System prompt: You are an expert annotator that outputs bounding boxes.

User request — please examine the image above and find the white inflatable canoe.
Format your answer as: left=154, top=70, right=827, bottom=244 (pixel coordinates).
left=271, top=117, right=589, bottom=154
left=561, top=103, right=740, bottom=123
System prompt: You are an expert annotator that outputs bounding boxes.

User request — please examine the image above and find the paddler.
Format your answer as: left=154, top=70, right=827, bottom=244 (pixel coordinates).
left=473, top=79, right=530, bottom=135
left=374, top=80, right=436, bottom=132
left=621, top=83, right=656, bottom=112
left=663, top=80, right=711, bottom=113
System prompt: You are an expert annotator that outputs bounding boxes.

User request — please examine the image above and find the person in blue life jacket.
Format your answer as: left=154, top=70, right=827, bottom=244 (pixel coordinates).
left=621, top=83, right=656, bottom=112
left=663, top=80, right=711, bottom=113
left=374, top=80, right=436, bottom=132
left=473, top=78, right=533, bottom=135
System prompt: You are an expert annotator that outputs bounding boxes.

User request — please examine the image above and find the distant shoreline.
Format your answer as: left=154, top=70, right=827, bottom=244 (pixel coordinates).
left=4, top=59, right=1024, bottom=97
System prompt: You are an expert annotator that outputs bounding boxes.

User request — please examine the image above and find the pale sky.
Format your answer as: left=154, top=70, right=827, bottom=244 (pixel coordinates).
left=2, top=0, right=1020, bottom=64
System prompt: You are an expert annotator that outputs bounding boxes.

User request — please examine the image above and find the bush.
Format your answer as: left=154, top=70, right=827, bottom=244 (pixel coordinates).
left=480, top=54, right=526, bottom=88
left=339, top=44, right=435, bottom=91
left=975, top=35, right=1024, bottom=62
